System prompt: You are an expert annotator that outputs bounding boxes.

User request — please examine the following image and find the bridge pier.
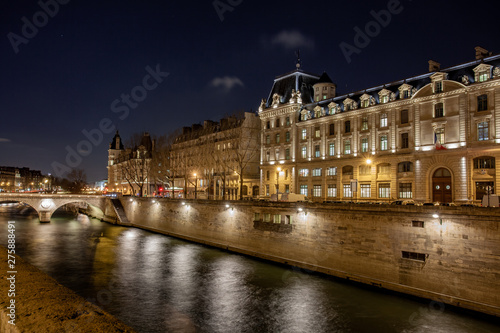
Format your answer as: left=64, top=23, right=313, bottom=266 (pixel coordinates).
left=39, top=211, right=52, bottom=223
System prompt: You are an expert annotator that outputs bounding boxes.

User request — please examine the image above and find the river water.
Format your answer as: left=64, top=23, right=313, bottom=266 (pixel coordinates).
left=1, top=212, right=499, bottom=333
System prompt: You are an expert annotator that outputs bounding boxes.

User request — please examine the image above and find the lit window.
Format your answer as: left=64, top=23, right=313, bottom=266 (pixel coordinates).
left=314, top=145, right=320, bottom=158
left=343, top=184, right=352, bottom=198
left=329, top=142, right=335, bottom=156
left=286, top=131, right=290, bottom=142
left=360, top=184, right=371, bottom=198
left=285, top=148, right=290, bottom=160
left=276, top=133, right=280, bottom=143
left=402, top=90, right=410, bottom=99
left=315, top=127, right=321, bottom=138
left=275, top=149, right=280, bottom=160
left=478, top=121, right=489, bottom=141
left=266, top=135, right=270, bottom=144
left=434, top=103, right=444, bottom=118
left=327, top=167, right=337, bottom=176
left=381, top=95, right=389, bottom=103
left=301, top=129, right=307, bottom=140
left=478, top=95, right=488, bottom=111
left=378, top=183, right=391, bottom=198
left=362, top=99, right=370, bottom=108
left=301, top=146, right=307, bottom=159
left=380, top=135, right=388, bottom=151
left=285, top=184, right=289, bottom=193
left=327, top=185, right=337, bottom=197
left=361, top=117, right=368, bottom=130
left=312, top=168, right=322, bottom=177
left=300, top=185, right=308, bottom=196
left=399, top=183, right=412, bottom=199
left=299, top=169, right=309, bottom=177
left=344, top=140, right=351, bottom=154
left=286, top=117, right=290, bottom=126
left=479, top=72, right=489, bottom=82
left=266, top=185, right=270, bottom=196
left=435, top=128, right=444, bottom=144
left=361, top=138, right=368, bottom=152
left=380, top=113, right=388, bottom=127
left=313, top=185, right=322, bottom=197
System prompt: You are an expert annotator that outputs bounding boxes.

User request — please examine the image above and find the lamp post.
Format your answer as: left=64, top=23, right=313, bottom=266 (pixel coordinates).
left=275, top=167, right=281, bottom=201
left=194, top=173, right=197, bottom=199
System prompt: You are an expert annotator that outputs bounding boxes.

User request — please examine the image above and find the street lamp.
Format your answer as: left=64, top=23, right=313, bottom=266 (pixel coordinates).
left=193, top=173, right=197, bottom=199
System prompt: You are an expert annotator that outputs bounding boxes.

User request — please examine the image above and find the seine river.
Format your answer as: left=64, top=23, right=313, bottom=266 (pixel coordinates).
left=1, top=212, right=499, bottom=333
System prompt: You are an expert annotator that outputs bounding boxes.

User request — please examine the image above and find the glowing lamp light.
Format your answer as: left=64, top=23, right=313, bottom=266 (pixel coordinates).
left=432, top=214, right=439, bottom=219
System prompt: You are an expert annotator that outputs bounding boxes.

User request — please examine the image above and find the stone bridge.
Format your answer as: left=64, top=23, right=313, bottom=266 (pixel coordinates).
left=0, top=193, right=110, bottom=222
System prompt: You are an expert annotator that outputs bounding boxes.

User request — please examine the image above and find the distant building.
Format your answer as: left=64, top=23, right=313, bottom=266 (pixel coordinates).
left=170, top=112, right=260, bottom=200
left=258, top=46, right=500, bottom=203
left=0, top=166, right=46, bottom=192
left=107, top=131, right=154, bottom=196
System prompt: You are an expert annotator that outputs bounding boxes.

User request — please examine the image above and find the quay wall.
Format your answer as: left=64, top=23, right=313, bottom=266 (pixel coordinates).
left=120, top=198, right=500, bottom=317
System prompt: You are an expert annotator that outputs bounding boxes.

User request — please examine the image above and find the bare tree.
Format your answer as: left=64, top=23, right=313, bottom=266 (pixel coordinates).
left=67, top=168, right=87, bottom=194
left=119, top=133, right=153, bottom=197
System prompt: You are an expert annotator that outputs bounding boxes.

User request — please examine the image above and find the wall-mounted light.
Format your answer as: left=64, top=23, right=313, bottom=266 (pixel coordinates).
left=433, top=213, right=443, bottom=225
left=182, top=202, right=186, bottom=205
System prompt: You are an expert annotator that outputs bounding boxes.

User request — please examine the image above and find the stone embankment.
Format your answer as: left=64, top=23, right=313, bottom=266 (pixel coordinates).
left=119, top=198, right=500, bottom=317
left=0, top=246, right=136, bottom=333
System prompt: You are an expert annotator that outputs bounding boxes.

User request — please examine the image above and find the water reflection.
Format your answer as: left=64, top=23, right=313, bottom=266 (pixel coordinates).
left=0, top=214, right=499, bottom=333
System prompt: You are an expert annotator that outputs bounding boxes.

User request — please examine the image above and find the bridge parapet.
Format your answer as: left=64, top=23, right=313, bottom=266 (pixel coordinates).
left=0, top=194, right=109, bottom=222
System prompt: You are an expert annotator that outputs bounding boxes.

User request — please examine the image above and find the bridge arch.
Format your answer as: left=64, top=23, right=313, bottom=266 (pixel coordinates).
left=0, top=194, right=109, bottom=222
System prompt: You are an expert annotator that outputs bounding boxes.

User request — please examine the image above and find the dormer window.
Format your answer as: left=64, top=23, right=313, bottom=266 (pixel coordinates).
left=430, top=72, right=448, bottom=94
left=314, top=106, right=323, bottom=118
left=378, top=89, right=391, bottom=104
left=343, top=98, right=357, bottom=111
left=360, top=93, right=374, bottom=108
left=398, top=83, right=413, bottom=99
left=328, top=102, right=340, bottom=114
left=473, top=64, right=492, bottom=83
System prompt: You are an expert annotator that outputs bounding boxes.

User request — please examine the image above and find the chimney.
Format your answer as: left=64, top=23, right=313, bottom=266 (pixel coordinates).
left=428, top=60, right=441, bottom=72
left=475, top=46, right=491, bottom=60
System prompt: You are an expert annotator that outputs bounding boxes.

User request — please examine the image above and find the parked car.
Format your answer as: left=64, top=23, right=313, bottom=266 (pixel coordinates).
left=391, top=200, right=415, bottom=205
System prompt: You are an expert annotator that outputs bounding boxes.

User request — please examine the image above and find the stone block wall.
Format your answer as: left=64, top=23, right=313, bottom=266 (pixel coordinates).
left=120, top=198, right=500, bottom=317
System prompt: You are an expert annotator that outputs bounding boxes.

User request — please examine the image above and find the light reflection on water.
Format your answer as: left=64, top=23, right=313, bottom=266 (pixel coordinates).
left=0, top=214, right=499, bottom=333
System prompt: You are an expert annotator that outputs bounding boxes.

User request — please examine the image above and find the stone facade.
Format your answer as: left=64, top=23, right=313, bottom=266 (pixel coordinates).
left=170, top=112, right=260, bottom=200
left=259, top=47, right=500, bottom=204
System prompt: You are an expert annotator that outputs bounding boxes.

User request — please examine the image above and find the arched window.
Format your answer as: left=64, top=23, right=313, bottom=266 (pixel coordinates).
left=342, top=165, right=353, bottom=176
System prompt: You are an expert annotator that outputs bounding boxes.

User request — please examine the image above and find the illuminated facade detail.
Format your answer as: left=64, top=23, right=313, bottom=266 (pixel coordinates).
left=258, top=47, right=500, bottom=203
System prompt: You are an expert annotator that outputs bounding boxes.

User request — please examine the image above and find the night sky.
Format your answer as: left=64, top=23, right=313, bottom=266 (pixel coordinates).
left=1, top=0, right=499, bottom=181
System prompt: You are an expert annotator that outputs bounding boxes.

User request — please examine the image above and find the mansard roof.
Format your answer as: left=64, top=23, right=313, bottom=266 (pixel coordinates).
left=299, top=53, right=500, bottom=119
left=266, top=69, right=320, bottom=107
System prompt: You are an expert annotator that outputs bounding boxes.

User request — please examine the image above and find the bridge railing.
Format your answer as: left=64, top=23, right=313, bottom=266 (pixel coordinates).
left=0, top=193, right=104, bottom=198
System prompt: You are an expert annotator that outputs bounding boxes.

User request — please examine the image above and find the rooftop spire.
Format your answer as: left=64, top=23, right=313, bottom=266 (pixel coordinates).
left=295, top=49, right=301, bottom=70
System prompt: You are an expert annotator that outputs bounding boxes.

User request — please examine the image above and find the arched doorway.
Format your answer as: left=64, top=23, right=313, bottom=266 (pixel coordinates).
left=432, top=168, right=452, bottom=203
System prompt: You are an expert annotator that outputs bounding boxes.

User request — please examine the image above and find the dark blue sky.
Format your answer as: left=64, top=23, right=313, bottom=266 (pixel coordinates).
left=1, top=0, right=499, bottom=181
